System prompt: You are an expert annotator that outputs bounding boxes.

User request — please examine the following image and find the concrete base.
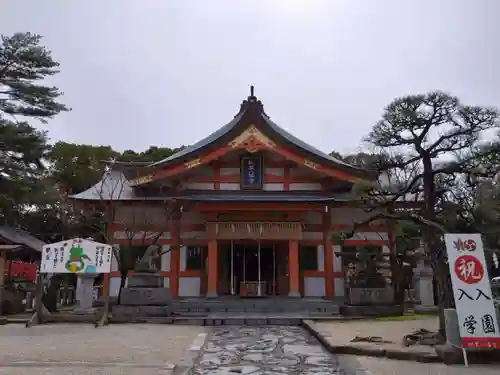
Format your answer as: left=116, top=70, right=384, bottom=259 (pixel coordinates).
left=288, top=291, right=301, bottom=297
left=205, top=291, right=218, bottom=298
left=75, top=274, right=97, bottom=310
left=435, top=343, right=463, bottom=365
left=341, top=304, right=404, bottom=317
left=113, top=305, right=171, bottom=317
left=120, top=288, right=171, bottom=305
left=73, top=307, right=98, bottom=315
left=414, top=305, right=439, bottom=314
left=127, top=272, right=162, bottom=288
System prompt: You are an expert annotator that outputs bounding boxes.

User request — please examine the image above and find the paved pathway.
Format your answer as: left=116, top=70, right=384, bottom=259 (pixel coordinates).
left=189, top=326, right=350, bottom=375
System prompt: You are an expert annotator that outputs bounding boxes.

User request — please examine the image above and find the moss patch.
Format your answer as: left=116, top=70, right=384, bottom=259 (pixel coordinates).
left=376, top=314, right=436, bottom=322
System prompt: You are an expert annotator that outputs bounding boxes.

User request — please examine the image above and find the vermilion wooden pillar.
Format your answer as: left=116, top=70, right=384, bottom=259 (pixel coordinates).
left=206, top=239, right=218, bottom=298
left=323, top=212, right=334, bottom=297
left=169, top=246, right=180, bottom=297
left=169, top=218, right=180, bottom=297
left=288, top=239, right=301, bottom=297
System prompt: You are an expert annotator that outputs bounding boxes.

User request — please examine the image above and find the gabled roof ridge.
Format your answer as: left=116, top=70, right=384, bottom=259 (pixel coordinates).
left=143, top=93, right=376, bottom=179
left=260, top=113, right=371, bottom=173
left=147, top=111, right=246, bottom=168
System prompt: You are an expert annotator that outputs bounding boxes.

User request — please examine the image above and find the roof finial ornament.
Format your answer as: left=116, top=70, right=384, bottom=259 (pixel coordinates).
left=250, top=85, right=255, bottom=97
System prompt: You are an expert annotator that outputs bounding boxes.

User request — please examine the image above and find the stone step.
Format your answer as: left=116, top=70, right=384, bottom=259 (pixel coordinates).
left=112, top=305, right=171, bottom=317
left=110, top=315, right=304, bottom=326
left=168, top=300, right=340, bottom=315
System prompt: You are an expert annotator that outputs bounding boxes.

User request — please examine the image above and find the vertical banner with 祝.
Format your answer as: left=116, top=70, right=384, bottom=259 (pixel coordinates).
left=444, top=233, right=500, bottom=349
left=241, top=155, right=263, bottom=189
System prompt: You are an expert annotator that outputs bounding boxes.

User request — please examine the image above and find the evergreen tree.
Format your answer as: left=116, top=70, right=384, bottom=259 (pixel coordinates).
left=0, top=32, right=68, bottom=224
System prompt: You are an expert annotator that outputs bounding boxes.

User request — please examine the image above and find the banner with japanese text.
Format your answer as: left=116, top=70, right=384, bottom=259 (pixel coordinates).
left=41, top=238, right=112, bottom=274
left=444, top=233, right=500, bottom=349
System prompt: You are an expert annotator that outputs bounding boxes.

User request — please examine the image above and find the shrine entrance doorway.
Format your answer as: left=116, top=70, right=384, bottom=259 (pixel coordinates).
left=217, top=240, right=289, bottom=297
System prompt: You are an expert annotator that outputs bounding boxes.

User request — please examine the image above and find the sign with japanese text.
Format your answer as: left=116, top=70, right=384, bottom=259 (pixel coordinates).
left=445, top=233, right=500, bottom=349
left=41, top=238, right=112, bottom=274
left=241, top=155, right=263, bottom=189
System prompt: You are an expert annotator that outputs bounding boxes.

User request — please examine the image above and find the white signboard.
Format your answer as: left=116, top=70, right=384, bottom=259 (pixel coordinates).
left=41, top=238, right=112, bottom=274
left=445, top=233, right=500, bottom=349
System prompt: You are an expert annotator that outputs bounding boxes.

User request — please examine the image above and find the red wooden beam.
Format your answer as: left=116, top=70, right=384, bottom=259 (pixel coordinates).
left=129, top=139, right=366, bottom=186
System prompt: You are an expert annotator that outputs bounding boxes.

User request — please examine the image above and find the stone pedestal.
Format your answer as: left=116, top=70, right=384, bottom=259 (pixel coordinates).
left=414, top=260, right=435, bottom=312
left=348, top=287, right=394, bottom=305
left=119, top=271, right=171, bottom=306
left=74, top=273, right=98, bottom=314
left=127, top=272, right=162, bottom=288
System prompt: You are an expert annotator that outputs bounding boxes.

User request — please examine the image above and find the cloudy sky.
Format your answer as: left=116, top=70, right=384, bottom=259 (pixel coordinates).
left=1, top=0, right=498, bottom=155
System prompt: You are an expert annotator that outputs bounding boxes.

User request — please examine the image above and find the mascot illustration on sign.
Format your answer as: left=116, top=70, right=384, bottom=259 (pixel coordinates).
left=65, top=242, right=97, bottom=273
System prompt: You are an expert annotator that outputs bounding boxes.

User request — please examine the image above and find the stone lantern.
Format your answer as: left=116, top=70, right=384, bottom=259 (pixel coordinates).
left=413, top=240, right=437, bottom=313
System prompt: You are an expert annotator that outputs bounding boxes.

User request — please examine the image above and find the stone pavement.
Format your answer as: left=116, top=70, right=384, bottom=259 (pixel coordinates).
left=187, top=326, right=363, bottom=375
left=0, top=323, right=206, bottom=375
left=354, top=355, right=500, bottom=375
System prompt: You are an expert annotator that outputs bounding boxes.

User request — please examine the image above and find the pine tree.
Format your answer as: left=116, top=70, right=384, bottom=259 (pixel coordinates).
left=0, top=32, right=68, bottom=224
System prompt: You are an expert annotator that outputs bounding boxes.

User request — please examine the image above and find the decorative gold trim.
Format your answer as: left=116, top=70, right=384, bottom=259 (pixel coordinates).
left=184, top=158, right=201, bottom=169
left=304, top=159, right=319, bottom=170
left=130, top=174, right=153, bottom=185
left=228, top=125, right=276, bottom=152
left=206, top=221, right=302, bottom=240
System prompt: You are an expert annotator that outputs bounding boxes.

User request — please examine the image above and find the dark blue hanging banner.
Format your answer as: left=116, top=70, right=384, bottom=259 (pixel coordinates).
left=241, top=155, right=263, bottom=189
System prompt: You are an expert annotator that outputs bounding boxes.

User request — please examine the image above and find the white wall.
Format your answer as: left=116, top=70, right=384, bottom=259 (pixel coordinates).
left=304, top=277, right=325, bottom=297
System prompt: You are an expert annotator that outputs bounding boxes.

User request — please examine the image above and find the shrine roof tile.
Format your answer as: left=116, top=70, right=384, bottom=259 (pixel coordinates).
left=69, top=170, right=350, bottom=203
left=0, top=226, right=46, bottom=252
left=118, top=93, right=376, bottom=180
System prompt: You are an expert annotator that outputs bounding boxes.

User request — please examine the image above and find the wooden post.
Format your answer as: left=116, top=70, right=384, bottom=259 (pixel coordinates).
left=35, top=274, right=44, bottom=324
left=0, top=251, right=5, bottom=319
left=288, top=240, right=300, bottom=297
left=169, top=218, right=180, bottom=297
left=206, top=239, right=218, bottom=298
left=101, top=273, right=109, bottom=298
left=170, top=246, right=180, bottom=297
left=26, top=273, right=51, bottom=327
left=95, top=272, right=111, bottom=327
left=323, top=212, right=334, bottom=297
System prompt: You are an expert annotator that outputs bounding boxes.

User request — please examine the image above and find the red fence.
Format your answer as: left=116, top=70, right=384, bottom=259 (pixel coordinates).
left=4, top=261, right=37, bottom=282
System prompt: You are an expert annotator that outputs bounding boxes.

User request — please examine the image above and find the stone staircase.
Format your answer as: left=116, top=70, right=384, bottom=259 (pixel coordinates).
left=111, top=297, right=341, bottom=325
left=170, top=297, right=341, bottom=316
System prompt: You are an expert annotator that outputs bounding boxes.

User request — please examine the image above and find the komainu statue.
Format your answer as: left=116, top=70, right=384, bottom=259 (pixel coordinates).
left=134, top=244, right=161, bottom=273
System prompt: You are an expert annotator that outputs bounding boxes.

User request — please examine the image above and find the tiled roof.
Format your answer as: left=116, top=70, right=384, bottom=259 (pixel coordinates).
left=261, top=114, right=365, bottom=171
left=143, top=94, right=375, bottom=178
left=0, top=244, right=22, bottom=251
left=69, top=170, right=350, bottom=203
left=148, top=111, right=245, bottom=167
left=0, top=226, right=46, bottom=252
left=69, top=170, right=135, bottom=200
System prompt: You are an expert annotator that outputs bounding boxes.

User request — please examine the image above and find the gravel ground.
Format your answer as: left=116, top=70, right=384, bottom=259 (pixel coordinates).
left=316, top=317, right=440, bottom=345
left=0, top=324, right=206, bottom=375
left=317, top=318, right=500, bottom=374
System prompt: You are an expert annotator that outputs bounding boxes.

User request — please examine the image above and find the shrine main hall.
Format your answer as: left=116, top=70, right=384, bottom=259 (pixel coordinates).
left=71, top=91, right=391, bottom=300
